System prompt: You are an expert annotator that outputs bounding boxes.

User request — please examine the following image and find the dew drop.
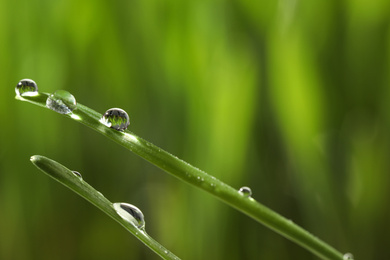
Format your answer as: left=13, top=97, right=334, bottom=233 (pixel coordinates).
left=100, top=108, right=130, bottom=131
left=239, top=186, right=252, bottom=197
left=113, top=202, right=145, bottom=229
left=343, top=253, right=354, bottom=260
left=72, top=171, right=82, bottom=180
left=46, top=90, right=77, bottom=114
left=15, top=79, right=38, bottom=97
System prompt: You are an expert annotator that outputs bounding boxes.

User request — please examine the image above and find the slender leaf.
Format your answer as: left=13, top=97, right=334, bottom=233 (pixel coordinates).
left=18, top=92, right=345, bottom=260
left=30, top=155, right=180, bottom=260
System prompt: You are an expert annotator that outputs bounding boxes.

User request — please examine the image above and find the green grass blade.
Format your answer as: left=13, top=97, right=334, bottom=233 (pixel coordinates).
left=18, top=92, right=345, bottom=260
left=30, top=155, right=180, bottom=260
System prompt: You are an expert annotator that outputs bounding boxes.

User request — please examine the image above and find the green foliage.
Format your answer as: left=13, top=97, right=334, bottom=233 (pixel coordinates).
left=1, top=0, right=389, bottom=259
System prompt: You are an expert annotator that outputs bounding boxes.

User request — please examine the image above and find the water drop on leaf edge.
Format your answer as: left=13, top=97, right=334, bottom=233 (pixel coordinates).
left=100, top=108, right=130, bottom=131
left=239, top=186, right=252, bottom=197
left=46, top=90, right=77, bottom=114
left=16, top=79, right=38, bottom=97
left=113, top=202, right=145, bottom=229
left=72, top=171, right=82, bottom=179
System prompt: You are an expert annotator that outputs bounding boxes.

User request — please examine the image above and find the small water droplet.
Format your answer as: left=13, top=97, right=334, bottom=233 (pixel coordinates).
left=113, top=202, right=145, bottom=229
left=343, top=253, right=354, bottom=260
left=239, top=186, right=252, bottom=197
left=72, top=171, right=82, bottom=179
left=15, top=79, right=38, bottom=97
left=100, top=108, right=130, bottom=131
left=196, top=176, right=204, bottom=183
left=46, top=90, right=77, bottom=114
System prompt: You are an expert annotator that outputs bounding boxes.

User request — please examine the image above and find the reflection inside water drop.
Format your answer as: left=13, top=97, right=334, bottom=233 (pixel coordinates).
left=113, top=202, right=145, bottom=229
left=239, top=186, right=252, bottom=197
left=46, top=90, right=77, bottom=114
left=15, top=79, right=38, bottom=97
left=343, top=253, right=354, bottom=260
left=100, top=108, right=130, bottom=131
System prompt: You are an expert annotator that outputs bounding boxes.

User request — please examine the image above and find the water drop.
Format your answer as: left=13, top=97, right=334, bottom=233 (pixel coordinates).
left=15, top=79, right=38, bottom=97
left=343, top=253, right=354, bottom=260
left=100, top=108, right=130, bottom=131
left=72, top=171, right=82, bottom=180
left=239, top=186, right=252, bottom=197
left=113, top=202, right=145, bottom=229
left=46, top=90, right=77, bottom=114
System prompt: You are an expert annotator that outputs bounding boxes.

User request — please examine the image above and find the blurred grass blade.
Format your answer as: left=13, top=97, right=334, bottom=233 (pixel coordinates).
left=30, top=155, right=180, bottom=260
left=19, top=93, right=344, bottom=260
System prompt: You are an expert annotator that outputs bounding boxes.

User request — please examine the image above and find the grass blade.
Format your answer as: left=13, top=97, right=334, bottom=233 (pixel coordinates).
left=30, top=155, right=180, bottom=260
left=19, top=92, right=345, bottom=260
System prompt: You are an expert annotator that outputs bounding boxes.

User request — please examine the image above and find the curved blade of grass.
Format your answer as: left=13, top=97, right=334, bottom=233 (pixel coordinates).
left=30, top=155, right=180, bottom=260
left=18, top=93, right=345, bottom=260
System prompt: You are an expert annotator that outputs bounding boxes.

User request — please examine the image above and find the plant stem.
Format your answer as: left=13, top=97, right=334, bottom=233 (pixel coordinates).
left=30, top=155, right=180, bottom=260
left=17, top=92, right=345, bottom=260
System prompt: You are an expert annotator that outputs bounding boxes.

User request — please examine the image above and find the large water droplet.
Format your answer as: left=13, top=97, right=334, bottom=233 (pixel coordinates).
left=15, top=79, right=38, bottom=97
left=100, top=108, right=130, bottom=131
left=46, top=90, right=77, bottom=114
left=239, top=186, right=252, bottom=197
left=113, top=202, right=145, bottom=229
left=343, top=253, right=354, bottom=260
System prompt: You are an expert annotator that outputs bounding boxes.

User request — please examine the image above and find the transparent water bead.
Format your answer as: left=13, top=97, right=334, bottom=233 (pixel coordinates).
left=100, top=108, right=130, bottom=131
left=46, top=90, right=77, bottom=114
left=113, top=202, right=145, bottom=229
left=239, top=186, right=252, bottom=197
left=343, top=253, right=354, bottom=260
left=15, top=79, right=38, bottom=96
left=72, top=171, right=82, bottom=180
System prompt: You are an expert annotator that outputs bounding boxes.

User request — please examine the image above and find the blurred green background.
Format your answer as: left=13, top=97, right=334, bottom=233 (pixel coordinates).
left=1, top=0, right=389, bottom=259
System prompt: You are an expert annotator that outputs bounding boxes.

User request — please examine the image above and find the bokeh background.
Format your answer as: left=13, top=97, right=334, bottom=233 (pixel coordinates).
left=1, top=0, right=389, bottom=259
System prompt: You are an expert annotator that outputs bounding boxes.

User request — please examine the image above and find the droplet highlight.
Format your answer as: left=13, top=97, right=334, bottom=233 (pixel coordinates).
left=15, top=79, right=38, bottom=97
left=113, top=202, right=145, bottom=229
left=100, top=108, right=130, bottom=131
left=72, top=171, right=82, bottom=179
left=239, top=186, right=252, bottom=197
left=343, top=253, right=354, bottom=260
left=46, top=90, right=77, bottom=114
